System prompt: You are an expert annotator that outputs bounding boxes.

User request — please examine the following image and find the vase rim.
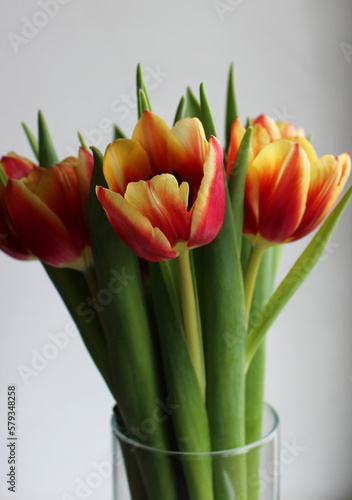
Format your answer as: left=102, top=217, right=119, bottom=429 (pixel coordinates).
left=111, top=401, right=279, bottom=457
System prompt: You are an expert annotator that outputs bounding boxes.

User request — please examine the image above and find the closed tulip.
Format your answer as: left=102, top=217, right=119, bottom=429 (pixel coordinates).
left=0, top=148, right=93, bottom=270
left=96, top=111, right=225, bottom=262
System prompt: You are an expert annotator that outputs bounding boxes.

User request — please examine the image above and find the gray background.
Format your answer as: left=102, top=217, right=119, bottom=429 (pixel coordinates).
left=0, top=1, right=352, bottom=499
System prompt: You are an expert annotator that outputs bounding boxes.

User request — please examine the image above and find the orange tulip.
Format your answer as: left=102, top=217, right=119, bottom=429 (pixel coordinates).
left=0, top=148, right=93, bottom=270
left=96, top=111, right=225, bottom=262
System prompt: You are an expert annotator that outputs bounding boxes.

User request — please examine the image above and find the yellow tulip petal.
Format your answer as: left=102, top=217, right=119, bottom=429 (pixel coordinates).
left=103, top=139, right=152, bottom=195
left=125, top=174, right=192, bottom=246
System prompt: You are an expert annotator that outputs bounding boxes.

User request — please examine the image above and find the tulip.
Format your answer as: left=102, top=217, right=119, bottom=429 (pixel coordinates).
left=242, top=138, right=351, bottom=247
left=0, top=148, right=94, bottom=270
left=96, top=111, right=225, bottom=262
left=226, top=114, right=305, bottom=178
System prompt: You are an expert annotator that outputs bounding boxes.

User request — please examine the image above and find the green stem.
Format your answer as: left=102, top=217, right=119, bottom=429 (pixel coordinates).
left=176, top=250, right=205, bottom=399
left=244, top=246, right=265, bottom=324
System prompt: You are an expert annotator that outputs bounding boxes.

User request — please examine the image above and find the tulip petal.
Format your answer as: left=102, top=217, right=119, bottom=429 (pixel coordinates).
left=96, top=186, right=177, bottom=262
left=189, top=136, right=225, bottom=248
left=75, top=147, right=94, bottom=220
left=253, top=114, right=281, bottom=142
left=5, top=179, right=81, bottom=266
left=168, top=118, right=208, bottom=196
left=276, top=122, right=298, bottom=137
left=226, top=118, right=246, bottom=178
left=0, top=184, right=31, bottom=260
left=132, top=111, right=171, bottom=175
left=103, top=139, right=152, bottom=195
left=295, top=137, right=318, bottom=165
left=291, top=155, right=342, bottom=240
left=1, top=153, right=36, bottom=180
left=251, top=124, right=271, bottom=159
left=253, top=140, right=310, bottom=243
left=125, top=174, right=192, bottom=247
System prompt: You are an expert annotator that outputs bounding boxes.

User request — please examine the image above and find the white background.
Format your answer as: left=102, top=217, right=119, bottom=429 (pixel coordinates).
left=1, top=1, right=352, bottom=499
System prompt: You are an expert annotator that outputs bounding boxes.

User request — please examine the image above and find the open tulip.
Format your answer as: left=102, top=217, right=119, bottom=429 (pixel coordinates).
left=0, top=148, right=94, bottom=270
left=242, top=138, right=351, bottom=247
left=96, top=111, right=225, bottom=262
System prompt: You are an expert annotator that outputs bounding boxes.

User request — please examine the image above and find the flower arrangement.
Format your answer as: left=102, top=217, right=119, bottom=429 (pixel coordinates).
left=1, top=64, right=351, bottom=500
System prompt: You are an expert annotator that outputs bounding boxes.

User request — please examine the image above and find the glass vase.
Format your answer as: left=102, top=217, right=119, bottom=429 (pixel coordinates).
left=111, top=402, right=279, bottom=500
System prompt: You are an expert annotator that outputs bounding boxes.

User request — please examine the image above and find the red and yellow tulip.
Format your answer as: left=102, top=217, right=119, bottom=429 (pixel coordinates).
left=0, top=148, right=93, bottom=270
left=226, top=116, right=351, bottom=247
left=96, top=111, right=225, bottom=262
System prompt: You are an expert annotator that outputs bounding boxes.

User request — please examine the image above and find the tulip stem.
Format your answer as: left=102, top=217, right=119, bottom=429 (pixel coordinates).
left=177, top=250, right=205, bottom=399
left=244, top=246, right=265, bottom=325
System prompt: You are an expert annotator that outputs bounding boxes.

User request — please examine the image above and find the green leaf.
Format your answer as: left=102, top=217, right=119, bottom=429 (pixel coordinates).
left=149, top=261, right=214, bottom=500
left=88, top=147, right=177, bottom=500
left=246, top=184, right=352, bottom=370
left=21, top=122, right=39, bottom=160
left=199, top=83, right=217, bottom=139
left=113, top=124, right=126, bottom=140
left=78, top=131, right=89, bottom=151
left=37, top=110, right=59, bottom=167
left=184, top=87, right=202, bottom=119
left=136, top=64, right=152, bottom=118
left=194, top=181, right=247, bottom=498
left=173, top=95, right=185, bottom=124
left=228, top=126, right=252, bottom=255
left=0, top=165, right=7, bottom=188
left=225, top=63, right=238, bottom=151
left=138, top=89, right=151, bottom=118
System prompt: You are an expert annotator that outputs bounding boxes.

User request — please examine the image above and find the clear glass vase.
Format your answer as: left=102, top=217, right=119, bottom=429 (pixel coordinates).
left=111, top=403, right=280, bottom=500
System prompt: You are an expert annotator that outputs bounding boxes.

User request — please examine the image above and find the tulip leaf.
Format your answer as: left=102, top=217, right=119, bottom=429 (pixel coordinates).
left=136, top=64, right=152, bottom=118
left=199, top=83, right=217, bottom=139
left=78, top=132, right=89, bottom=151
left=21, top=122, right=39, bottom=160
left=194, top=181, right=247, bottom=498
left=225, top=63, right=238, bottom=151
left=138, top=89, right=150, bottom=118
left=246, top=184, right=352, bottom=370
left=149, top=261, right=214, bottom=500
left=113, top=124, right=126, bottom=140
left=42, top=264, right=114, bottom=394
left=37, top=110, right=59, bottom=167
left=0, top=166, right=7, bottom=188
left=184, top=87, right=202, bottom=119
left=228, top=126, right=252, bottom=255
left=88, top=147, right=177, bottom=500
left=173, top=95, right=185, bottom=124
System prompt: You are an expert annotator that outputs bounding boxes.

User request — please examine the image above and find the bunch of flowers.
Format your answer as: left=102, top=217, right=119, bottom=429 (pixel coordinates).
left=1, top=65, right=351, bottom=500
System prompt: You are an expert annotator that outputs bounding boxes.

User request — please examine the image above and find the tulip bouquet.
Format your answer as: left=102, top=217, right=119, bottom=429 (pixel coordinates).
left=1, top=65, right=351, bottom=500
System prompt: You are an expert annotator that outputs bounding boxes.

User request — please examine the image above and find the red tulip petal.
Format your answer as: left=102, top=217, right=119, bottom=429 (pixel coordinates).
left=291, top=155, right=342, bottom=240
left=189, top=136, right=225, bottom=248
left=103, top=139, right=152, bottom=195
left=1, top=153, right=37, bottom=179
left=96, top=186, right=176, bottom=262
left=226, top=118, right=246, bottom=178
left=0, top=184, right=31, bottom=260
left=5, top=179, right=81, bottom=266
left=168, top=118, right=208, bottom=194
left=75, top=147, right=94, bottom=221
left=254, top=140, right=310, bottom=243
left=125, top=174, right=192, bottom=247
left=33, top=162, right=88, bottom=252
left=132, top=111, right=171, bottom=175
left=243, top=163, right=260, bottom=237
left=293, top=152, right=351, bottom=239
